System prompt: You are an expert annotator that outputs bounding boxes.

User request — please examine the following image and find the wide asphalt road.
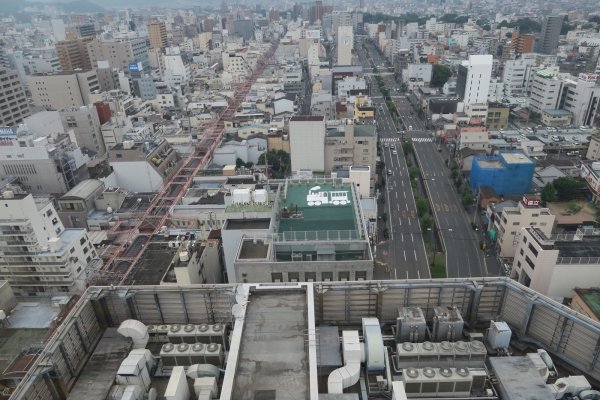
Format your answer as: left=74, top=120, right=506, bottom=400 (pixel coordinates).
left=357, top=45, right=430, bottom=280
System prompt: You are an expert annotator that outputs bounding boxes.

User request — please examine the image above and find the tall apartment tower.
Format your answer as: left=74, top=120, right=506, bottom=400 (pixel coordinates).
left=148, top=21, right=168, bottom=50
left=55, top=37, right=93, bottom=70
left=0, top=68, right=30, bottom=127
left=337, top=26, right=353, bottom=66
left=0, top=187, right=95, bottom=296
left=456, top=55, right=493, bottom=106
left=538, top=15, right=565, bottom=55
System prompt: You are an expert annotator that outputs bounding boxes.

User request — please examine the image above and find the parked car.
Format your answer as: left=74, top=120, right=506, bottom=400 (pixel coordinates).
left=551, top=135, right=560, bottom=142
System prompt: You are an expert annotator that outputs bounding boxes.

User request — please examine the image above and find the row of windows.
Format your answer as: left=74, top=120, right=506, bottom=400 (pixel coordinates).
left=268, top=271, right=368, bottom=283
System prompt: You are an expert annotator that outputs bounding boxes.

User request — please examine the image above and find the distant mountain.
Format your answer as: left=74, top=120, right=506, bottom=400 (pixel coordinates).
left=0, top=0, right=103, bottom=14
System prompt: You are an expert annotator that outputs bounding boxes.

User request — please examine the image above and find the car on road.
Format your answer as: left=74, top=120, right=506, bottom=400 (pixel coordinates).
left=392, top=150, right=397, bottom=155
left=408, top=125, right=413, bottom=131
left=390, top=144, right=395, bottom=149
left=387, top=170, right=392, bottom=175
left=384, top=143, right=388, bottom=148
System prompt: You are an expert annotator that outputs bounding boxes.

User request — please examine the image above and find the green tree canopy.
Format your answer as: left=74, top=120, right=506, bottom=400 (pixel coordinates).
left=540, top=183, right=557, bottom=205
left=497, top=18, right=541, bottom=34
left=257, top=150, right=290, bottom=179
left=431, top=64, right=453, bottom=88
left=552, top=177, right=587, bottom=201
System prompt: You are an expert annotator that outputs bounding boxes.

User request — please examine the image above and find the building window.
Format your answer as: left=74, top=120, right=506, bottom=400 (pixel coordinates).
left=288, top=272, right=299, bottom=282
left=271, top=272, right=283, bottom=282
left=525, top=255, right=535, bottom=269
left=338, top=271, right=350, bottom=281
left=305, top=272, right=316, bottom=282
left=528, top=243, right=538, bottom=257
left=322, top=272, right=333, bottom=281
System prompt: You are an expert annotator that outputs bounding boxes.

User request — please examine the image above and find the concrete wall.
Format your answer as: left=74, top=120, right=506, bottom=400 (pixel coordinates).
left=234, top=259, right=373, bottom=283
left=289, top=119, right=325, bottom=172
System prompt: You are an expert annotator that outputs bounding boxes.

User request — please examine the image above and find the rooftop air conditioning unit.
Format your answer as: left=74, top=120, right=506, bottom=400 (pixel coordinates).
left=437, top=341, right=455, bottom=367
left=155, top=325, right=170, bottom=343
left=396, top=342, right=420, bottom=369
left=189, top=343, right=206, bottom=364
left=469, top=340, right=487, bottom=367
left=454, top=341, right=471, bottom=367
left=181, top=324, right=197, bottom=344
left=418, top=342, right=439, bottom=367
left=204, top=343, right=224, bottom=367
left=168, top=324, right=184, bottom=343
left=196, top=323, right=212, bottom=343
left=210, top=323, right=225, bottom=345
left=432, top=306, right=464, bottom=342
left=160, top=343, right=177, bottom=367
left=174, top=343, right=191, bottom=366
left=396, top=307, right=427, bottom=342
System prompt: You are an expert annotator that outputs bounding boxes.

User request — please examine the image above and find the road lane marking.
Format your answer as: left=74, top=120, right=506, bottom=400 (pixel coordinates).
left=403, top=250, right=407, bottom=261
left=414, top=249, right=418, bottom=261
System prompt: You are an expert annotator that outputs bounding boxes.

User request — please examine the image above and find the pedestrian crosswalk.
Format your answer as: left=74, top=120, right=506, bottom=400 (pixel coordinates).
left=380, top=138, right=400, bottom=143
left=411, top=137, right=433, bottom=143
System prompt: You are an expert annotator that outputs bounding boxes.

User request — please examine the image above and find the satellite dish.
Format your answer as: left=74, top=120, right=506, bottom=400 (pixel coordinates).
left=231, top=304, right=245, bottom=320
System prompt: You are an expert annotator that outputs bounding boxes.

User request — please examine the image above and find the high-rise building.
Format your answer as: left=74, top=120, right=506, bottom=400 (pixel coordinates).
left=59, top=105, right=106, bottom=155
left=562, top=73, right=600, bottom=127
left=502, top=55, right=537, bottom=96
left=0, top=68, right=30, bottom=127
left=511, top=31, right=536, bottom=56
left=29, top=70, right=100, bottom=110
left=147, top=21, right=168, bottom=50
left=455, top=54, right=493, bottom=106
left=0, top=186, right=96, bottom=296
left=87, top=38, right=149, bottom=71
left=337, top=26, right=353, bottom=66
left=529, top=68, right=564, bottom=113
left=55, top=37, right=93, bottom=70
left=538, top=15, right=564, bottom=55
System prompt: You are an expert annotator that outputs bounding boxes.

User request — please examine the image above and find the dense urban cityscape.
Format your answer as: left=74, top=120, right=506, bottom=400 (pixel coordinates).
left=1, top=0, right=600, bottom=399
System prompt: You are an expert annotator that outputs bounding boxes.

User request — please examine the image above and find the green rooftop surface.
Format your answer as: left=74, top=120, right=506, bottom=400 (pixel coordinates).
left=579, top=289, right=600, bottom=318
left=279, top=183, right=358, bottom=233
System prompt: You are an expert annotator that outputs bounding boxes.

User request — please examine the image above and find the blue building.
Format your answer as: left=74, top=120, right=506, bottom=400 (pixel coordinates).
left=470, top=153, right=535, bottom=196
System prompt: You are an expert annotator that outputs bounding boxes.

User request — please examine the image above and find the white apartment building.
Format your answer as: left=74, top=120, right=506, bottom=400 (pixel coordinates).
left=0, top=127, right=90, bottom=194
left=59, top=105, right=106, bottom=155
left=457, top=126, right=490, bottom=152
left=562, top=74, right=600, bottom=127
left=289, top=116, right=326, bottom=173
left=488, top=196, right=555, bottom=258
left=161, top=47, right=189, bottom=88
left=337, top=26, right=353, bottom=66
left=0, top=187, right=96, bottom=296
left=402, top=63, right=433, bottom=85
left=529, top=68, right=564, bottom=114
left=502, top=56, right=536, bottom=96
left=512, top=226, right=600, bottom=299
left=336, top=76, right=367, bottom=99
left=456, top=55, right=493, bottom=106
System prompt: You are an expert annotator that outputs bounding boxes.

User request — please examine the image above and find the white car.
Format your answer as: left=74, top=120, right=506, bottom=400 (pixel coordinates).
left=392, top=150, right=398, bottom=155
